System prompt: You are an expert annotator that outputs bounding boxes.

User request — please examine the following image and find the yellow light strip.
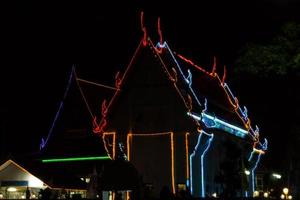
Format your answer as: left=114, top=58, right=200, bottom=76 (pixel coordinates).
left=170, top=132, right=175, bottom=194
left=127, top=133, right=132, bottom=161
left=253, top=147, right=265, bottom=154
left=102, top=132, right=116, bottom=160
left=126, top=132, right=175, bottom=194
left=185, top=132, right=190, bottom=181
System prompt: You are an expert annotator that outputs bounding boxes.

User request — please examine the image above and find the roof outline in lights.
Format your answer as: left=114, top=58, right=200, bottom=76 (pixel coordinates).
left=156, top=41, right=267, bottom=151
left=92, top=38, right=201, bottom=135
left=39, top=66, right=116, bottom=158
left=90, top=15, right=267, bottom=152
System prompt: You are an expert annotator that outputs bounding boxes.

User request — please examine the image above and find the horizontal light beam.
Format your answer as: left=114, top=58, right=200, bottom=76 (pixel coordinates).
left=202, top=113, right=248, bottom=134
left=187, top=112, right=248, bottom=138
left=42, top=156, right=110, bottom=163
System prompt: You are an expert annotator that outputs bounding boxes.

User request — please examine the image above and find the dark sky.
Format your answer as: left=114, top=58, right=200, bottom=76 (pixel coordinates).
left=1, top=0, right=300, bottom=167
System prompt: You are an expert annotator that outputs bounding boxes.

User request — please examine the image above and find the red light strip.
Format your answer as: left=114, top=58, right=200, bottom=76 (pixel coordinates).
left=176, top=53, right=211, bottom=76
left=140, top=12, right=147, bottom=46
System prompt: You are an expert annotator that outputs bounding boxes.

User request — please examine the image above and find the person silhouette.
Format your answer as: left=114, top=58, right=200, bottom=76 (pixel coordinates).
left=26, top=186, right=31, bottom=199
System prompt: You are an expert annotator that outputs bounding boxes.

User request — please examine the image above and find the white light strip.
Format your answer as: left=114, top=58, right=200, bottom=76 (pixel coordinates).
left=202, top=113, right=248, bottom=134
left=187, top=112, right=248, bottom=134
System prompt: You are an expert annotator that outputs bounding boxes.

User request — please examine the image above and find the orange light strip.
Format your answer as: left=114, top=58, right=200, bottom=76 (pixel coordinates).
left=74, top=70, right=94, bottom=119
left=94, top=40, right=144, bottom=134
left=102, top=132, right=116, bottom=160
left=126, top=191, right=130, bottom=200
left=185, top=132, right=190, bottom=182
left=127, top=133, right=132, bottom=161
left=126, top=132, right=175, bottom=194
left=170, top=132, right=175, bottom=194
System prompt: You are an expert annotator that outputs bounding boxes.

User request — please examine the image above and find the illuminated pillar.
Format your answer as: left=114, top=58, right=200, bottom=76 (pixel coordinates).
left=247, top=150, right=262, bottom=197
left=190, top=130, right=214, bottom=198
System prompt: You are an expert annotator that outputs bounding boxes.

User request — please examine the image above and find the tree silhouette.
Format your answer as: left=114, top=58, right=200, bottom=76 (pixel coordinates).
left=235, top=22, right=300, bottom=76
left=233, top=21, right=300, bottom=199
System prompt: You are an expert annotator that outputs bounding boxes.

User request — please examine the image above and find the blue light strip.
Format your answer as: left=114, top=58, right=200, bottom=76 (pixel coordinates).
left=189, top=134, right=202, bottom=195
left=201, top=132, right=214, bottom=198
left=40, top=67, right=74, bottom=150
left=190, top=155, right=194, bottom=195
left=247, top=138, right=267, bottom=196
left=187, top=112, right=247, bottom=138
left=249, top=152, right=262, bottom=196
left=189, top=130, right=214, bottom=197
left=245, top=191, right=248, bottom=197
left=158, top=42, right=202, bottom=106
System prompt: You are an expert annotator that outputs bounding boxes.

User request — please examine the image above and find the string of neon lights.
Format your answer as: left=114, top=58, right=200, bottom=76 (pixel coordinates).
left=162, top=42, right=202, bottom=106
left=41, top=156, right=110, bottom=163
left=187, top=112, right=248, bottom=138
left=40, top=67, right=74, bottom=150
left=149, top=40, right=197, bottom=110
left=76, top=78, right=118, bottom=91
left=74, top=71, right=94, bottom=119
left=247, top=139, right=267, bottom=196
left=175, top=53, right=266, bottom=150
left=248, top=151, right=262, bottom=196
left=201, top=132, right=214, bottom=198
left=140, top=12, right=147, bottom=46
left=189, top=130, right=214, bottom=197
left=93, top=40, right=144, bottom=135
left=185, top=132, right=190, bottom=187
left=155, top=41, right=202, bottom=110
left=87, top=21, right=267, bottom=198
left=153, top=38, right=266, bottom=198
left=126, top=132, right=175, bottom=194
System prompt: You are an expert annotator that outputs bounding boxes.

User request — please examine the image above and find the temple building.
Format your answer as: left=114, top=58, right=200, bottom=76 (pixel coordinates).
left=2, top=14, right=268, bottom=199
left=91, top=14, right=268, bottom=198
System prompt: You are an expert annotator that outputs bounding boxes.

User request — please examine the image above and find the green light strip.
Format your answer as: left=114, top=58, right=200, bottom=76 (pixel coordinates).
left=42, top=156, right=110, bottom=163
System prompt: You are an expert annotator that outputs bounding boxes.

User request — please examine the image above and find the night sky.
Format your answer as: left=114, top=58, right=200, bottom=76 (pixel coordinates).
left=1, top=0, right=300, bottom=171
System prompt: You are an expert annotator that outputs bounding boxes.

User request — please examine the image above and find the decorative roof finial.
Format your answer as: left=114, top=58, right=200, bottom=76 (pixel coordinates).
left=210, top=56, right=217, bottom=76
left=115, top=71, right=122, bottom=89
left=140, top=11, right=147, bottom=46
left=222, top=65, right=227, bottom=85
left=157, top=17, right=163, bottom=47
